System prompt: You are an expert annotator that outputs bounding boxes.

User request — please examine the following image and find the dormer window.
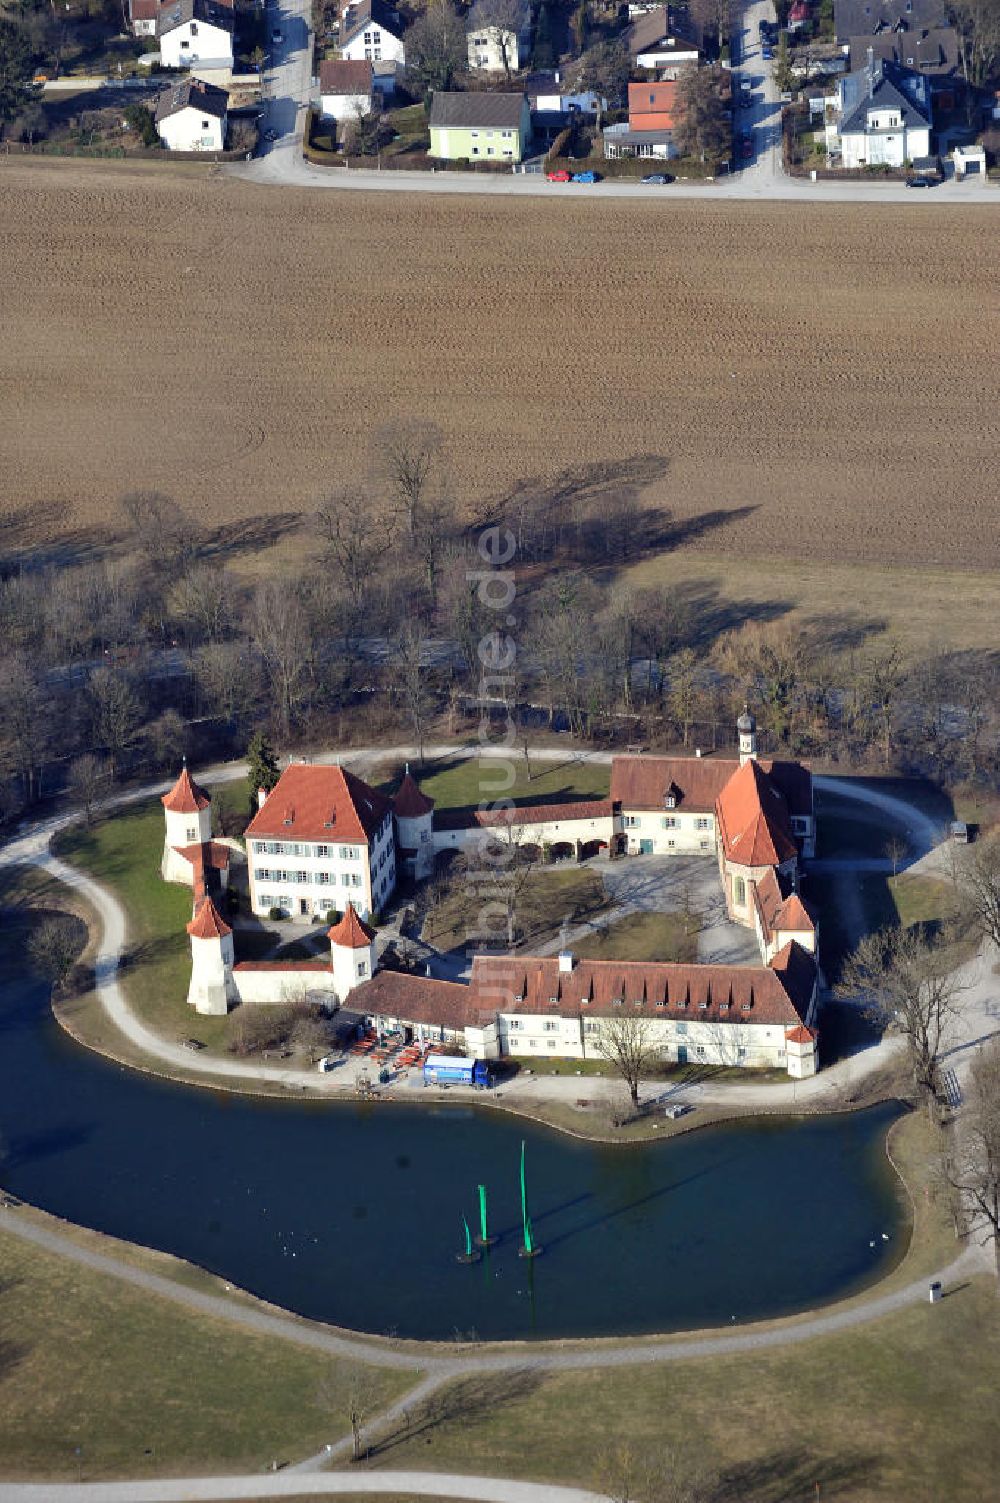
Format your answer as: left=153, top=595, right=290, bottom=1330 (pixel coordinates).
left=741, top=1002, right=752, bottom=1012
left=548, top=995, right=558, bottom=1004
left=513, top=992, right=524, bottom=1002
left=612, top=997, right=623, bottom=1007
left=698, top=1001, right=708, bottom=1010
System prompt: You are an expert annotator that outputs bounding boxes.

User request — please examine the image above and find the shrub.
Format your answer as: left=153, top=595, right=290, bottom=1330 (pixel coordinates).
left=268, top=905, right=285, bottom=921
left=325, top=908, right=339, bottom=926
left=124, top=103, right=158, bottom=148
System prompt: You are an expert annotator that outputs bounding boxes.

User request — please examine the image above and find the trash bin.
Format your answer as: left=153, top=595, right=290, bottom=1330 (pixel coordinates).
left=928, top=1280, right=943, bottom=1304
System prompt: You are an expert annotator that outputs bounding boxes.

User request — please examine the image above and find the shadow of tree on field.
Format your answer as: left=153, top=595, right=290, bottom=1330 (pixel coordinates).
left=0, top=501, right=126, bottom=574
left=719, top=1444, right=881, bottom=1502
left=199, top=511, right=305, bottom=563
left=366, top=1369, right=544, bottom=1461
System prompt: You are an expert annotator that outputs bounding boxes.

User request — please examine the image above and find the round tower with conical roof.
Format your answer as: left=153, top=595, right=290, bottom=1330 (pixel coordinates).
left=737, top=705, right=757, bottom=767
left=161, top=761, right=212, bottom=883
left=328, top=902, right=377, bottom=1001
left=392, top=766, right=435, bottom=881
left=186, top=896, right=236, bottom=1016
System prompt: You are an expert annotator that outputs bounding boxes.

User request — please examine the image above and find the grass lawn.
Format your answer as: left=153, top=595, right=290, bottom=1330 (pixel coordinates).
left=373, top=755, right=610, bottom=814
left=573, top=910, right=699, bottom=964
left=53, top=801, right=231, bottom=1053
left=363, top=1278, right=1000, bottom=1501
left=0, top=1225, right=415, bottom=1481
left=423, top=867, right=606, bottom=953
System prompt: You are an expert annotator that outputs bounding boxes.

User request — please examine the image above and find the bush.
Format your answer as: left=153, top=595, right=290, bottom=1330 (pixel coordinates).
left=325, top=908, right=340, bottom=926
left=226, top=1000, right=324, bottom=1057
left=124, top=103, right=158, bottom=148
left=268, top=905, right=285, bottom=921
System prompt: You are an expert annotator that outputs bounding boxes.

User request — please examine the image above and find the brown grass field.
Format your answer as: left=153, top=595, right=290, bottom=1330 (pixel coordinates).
left=1, top=158, right=998, bottom=645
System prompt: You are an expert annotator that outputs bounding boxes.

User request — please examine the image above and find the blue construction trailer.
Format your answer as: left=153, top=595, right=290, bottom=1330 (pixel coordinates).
left=423, top=1054, right=492, bottom=1088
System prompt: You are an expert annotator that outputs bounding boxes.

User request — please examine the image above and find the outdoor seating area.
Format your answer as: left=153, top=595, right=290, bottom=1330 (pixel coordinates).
left=347, top=1028, right=434, bottom=1073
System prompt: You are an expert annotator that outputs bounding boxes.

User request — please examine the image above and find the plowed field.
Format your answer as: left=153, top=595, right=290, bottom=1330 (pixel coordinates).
left=1, top=158, right=997, bottom=577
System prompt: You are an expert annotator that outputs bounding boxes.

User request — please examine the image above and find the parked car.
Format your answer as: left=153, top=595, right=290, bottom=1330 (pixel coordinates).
left=762, top=43, right=774, bottom=59
left=264, top=126, right=278, bottom=141
left=271, top=27, right=282, bottom=42
left=905, top=174, right=936, bottom=188
left=546, top=169, right=572, bottom=181
left=641, top=172, right=674, bottom=184
left=740, top=132, right=754, bottom=159
left=572, top=170, right=600, bottom=183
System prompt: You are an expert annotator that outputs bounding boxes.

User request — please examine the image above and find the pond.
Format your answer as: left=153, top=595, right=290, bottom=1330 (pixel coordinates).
left=0, top=932, right=909, bottom=1342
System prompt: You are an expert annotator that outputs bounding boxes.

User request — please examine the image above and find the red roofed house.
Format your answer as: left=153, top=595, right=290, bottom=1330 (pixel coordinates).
left=751, top=867, right=818, bottom=965
left=161, top=762, right=230, bottom=898
left=186, top=895, right=236, bottom=1014
left=319, top=58, right=375, bottom=121
left=245, top=762, right=395, bottom=922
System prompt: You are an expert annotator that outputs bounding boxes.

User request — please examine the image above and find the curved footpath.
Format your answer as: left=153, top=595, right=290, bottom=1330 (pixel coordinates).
left=0, top=746, right=995, bottom=1501
left=0, top=742, right=991, bottom=1107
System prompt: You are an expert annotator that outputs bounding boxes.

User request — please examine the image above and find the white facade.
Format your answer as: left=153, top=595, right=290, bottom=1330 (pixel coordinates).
left=248, top=812, right=395, bottom=922
left=320, top=87, right=372, bottom=121
left=494, top=1010, right=810, bottom=1072
left=188, top=927, right=236, bottom=1016
left=619, top=806, right=715, bottom=856
left=161, top=800, right=212, bottom=883
left=160, top=18, right=233, bottom=69
left=839, top=115, right=930, bottom=167
left=634, top=40, right=700, bottom=73
left=467, top=24, right=527, bottom=73
left=156, top=103, right=226, bottom=151
left=341, top=22, right=405, bottom=66
left=432, top=810, right=615, bottom=858
left=395, top=809, right=435, bottom=880
left=331, top=934, right=377, bottom=999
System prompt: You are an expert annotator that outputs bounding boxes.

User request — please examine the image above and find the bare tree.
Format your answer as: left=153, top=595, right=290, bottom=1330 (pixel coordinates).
left=841, top=926, right=966, bottom=1114
left=87, top=667, right=142, bottom=780
left=595, top=1013, right=660, bottom=1110
left=171, top=562, right=233, bottom=644
left=885, top=834, right=907, bottom=878
left=673, top=62, right=731, bottom=164
left=376, top=420, right=443, bottom=539
left=316, top=490, right=388, bottom=612
left=597, top=1439, right=719, bottom=1503
left=469, top=820, right=541, bottom=950
left=0, top=654, right=52, bottom=803
left=66, top=754, right=109, bottom=824
left=121, top=491, right=197, bottom=581
left=945, top=1037, right=1000, bottom=1281
left=960, top=836, right=1000, bottom=952
left=403, top=3, right=467, bottom=94
left=249, top=579, right=311, bottom=739
left=28, top=916, right=81, bottom=987
left=391, top=624, right=434, bottom=766
left=196, top=641, right=260, bottom=727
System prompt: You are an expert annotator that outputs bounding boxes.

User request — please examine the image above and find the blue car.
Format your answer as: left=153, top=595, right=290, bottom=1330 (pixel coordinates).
left=572, top=170, right=600, bottom=183
left=762, top=43, right=774, bottom=58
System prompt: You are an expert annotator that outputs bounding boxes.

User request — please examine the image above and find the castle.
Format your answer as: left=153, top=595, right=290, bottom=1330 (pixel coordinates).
left=161, top=712, right=821, bottom=1077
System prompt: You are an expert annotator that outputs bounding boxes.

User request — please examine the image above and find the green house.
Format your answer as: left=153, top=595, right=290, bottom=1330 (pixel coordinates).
left=428, top=91, right=532, bottom=164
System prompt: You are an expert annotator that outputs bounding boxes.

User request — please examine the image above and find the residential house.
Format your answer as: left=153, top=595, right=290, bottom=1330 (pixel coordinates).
left=319, top=58, right=375, bottom=120
left=428, top=91, right=532, bottom=162
left=833, top=0, right=946, bottom=44
left=788, top=0, right=811, bottom=30
left=130, top=0, right=232, bottom=36
left=466, top=0, right=532, bottom=74
left=157, top=0, right=234, bottom=70
left=604, top=78, right=680, bottom=158
left=627, top=5, right=701, bottom=77
left=833, top=54, right=933, bottom=166
left=154, top=77, right=229, bottom=150
left=339, top=0, right=405, bottom=95
left=245, top=763, right=396, bottom=922
left=847, top=27, right=959, bottom=76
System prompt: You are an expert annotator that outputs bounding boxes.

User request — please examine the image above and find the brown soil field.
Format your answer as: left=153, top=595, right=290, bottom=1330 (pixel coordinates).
left=1, top=158, right=998, bottom=606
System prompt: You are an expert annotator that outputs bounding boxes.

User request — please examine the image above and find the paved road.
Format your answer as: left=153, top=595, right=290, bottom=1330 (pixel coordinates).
left=0, top=1473, right=610, bottom=1503
left=240, top=0, right=996, bottom=204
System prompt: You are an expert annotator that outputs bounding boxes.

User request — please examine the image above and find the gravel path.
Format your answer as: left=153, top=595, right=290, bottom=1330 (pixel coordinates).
left=0, top=1472, right=611, bottom=1502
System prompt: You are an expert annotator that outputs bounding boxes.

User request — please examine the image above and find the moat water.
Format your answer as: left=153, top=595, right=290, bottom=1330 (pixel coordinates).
left=0, top=933, right=908, bottom=1341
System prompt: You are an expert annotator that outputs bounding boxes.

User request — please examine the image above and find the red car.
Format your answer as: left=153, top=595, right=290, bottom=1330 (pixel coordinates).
left=546, top=169, right=572, bottom=182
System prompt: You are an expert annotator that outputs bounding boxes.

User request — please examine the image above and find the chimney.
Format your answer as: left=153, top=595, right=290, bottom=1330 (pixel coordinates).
left=257, top=787, right=267, bottom=809
left=558, top=950, right=574, bottom=973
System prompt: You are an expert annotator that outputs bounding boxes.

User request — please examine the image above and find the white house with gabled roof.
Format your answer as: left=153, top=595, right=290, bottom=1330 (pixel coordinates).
left=244, top=763, right=396, bottom=922
left=157, top=0, right=234, bottom=70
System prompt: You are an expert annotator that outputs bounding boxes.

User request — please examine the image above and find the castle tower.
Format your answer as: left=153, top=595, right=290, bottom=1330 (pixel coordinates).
left=392, top=766, right=436, bottom=882
left=737, top=705, right=757, bottom=767
left=161, top=761, right=212, bottom=882
left=186, top=896, right=236, bottom=1016
left=328, top=903, right=377, bottom=1001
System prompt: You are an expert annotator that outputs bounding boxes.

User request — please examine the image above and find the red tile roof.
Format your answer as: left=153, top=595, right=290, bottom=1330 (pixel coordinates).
left=468, top=952, right=814, bottom=1028
left=769, top=940, right=818, bottom=1019
left=351, top=971, right=474, bottom=1031
left=162, top=765, right=210, bottom=814
left=186, top=896, right=231, bottom=940
left=753, top=868, right=815, bottom=945
left=319, top=58, right=374, bottom=95
left=716, top=759, right=798, bottom=868
left=436, top=799, right=613, bottom=832
left=610, top=754, right=736, bottom=813
left=174, top=840, right=231, bottom=871
left=785, top=1024, right=816, bottom=1045
left=233, top=961, right=333, bottom=972
left=393, top=771, right=435, bottom=818
left=246, top=764, right=391, bottom=844
left=328, top=902, right=375, bottom=950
